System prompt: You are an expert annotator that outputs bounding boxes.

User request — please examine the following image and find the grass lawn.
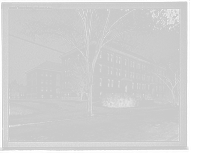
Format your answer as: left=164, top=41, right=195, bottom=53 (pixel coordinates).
left=9, top=103, right=42, bottom=116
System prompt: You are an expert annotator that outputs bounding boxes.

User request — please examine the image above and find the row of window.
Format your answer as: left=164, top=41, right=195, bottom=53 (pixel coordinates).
left=100, top=52, right=147, bottom=70
left=99, top=65, right=162, bottom=83
left=27, top=87, right=60, bottom=94
left=99, top=78, right=121, bottom=88
left=99, top=78, right=164, bottom=91
left=26, top=95, right=58, bottom=98
left=99, top=78, right=164, bottom=92
left=40, top=81, right=54, bottom=85
left=40, top=73, right=53, bottom=77
left=41, top=87, right=60, bottom=94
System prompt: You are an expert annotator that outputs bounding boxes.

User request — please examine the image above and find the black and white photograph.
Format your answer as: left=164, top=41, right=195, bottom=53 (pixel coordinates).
left=1, top=2, right=187, bottom=150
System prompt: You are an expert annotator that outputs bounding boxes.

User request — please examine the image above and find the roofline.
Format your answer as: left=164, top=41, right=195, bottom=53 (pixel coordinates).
left=25, top=67, right=62, bottom=74
left=60, top=40, right=167, bottom=70
left=104, top=45, right=167, bottom=71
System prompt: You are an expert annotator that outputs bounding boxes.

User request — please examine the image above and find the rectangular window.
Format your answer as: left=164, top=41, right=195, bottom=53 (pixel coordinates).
left=68, top=58, right=70, bottom=66
left=119, top=69, right=121, bottom=76
left=119, top=57, right=121, bottom=64
left=107, top=53, right=110, bottom=61
left=110, top=67, right=113, bottom=75
left=125, top=71, right=127, bottom=78
left=108, top=79, right=110, bottom=87
left=116, top=56, right=118, bottom=63
left=138, top=63, right=140, bottom=69
left=64, top=82, right=67, bottom=89
left=99, top=64, right=102, bottom=73
left=110, top=54, right=113, bottom=62
left=108, top=66, right=110, bottom=75
left=111, top=80, right=114, bottom=87
left=116, top=68, right=118, bottom=76
left=118, top=81, right=120, bottom=88
left=130, top=72, right=132, bottom=78
left=132, top=83, right=134, bottom=89
left=125, top=59, right=127, bottom=66
left=100, top=78, right=102, bottom=86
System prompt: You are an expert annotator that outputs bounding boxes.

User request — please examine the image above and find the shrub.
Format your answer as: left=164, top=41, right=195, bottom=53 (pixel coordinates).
left=135, top=92, right=142, bottom=100
left=100, top=93, right=136, bottom=108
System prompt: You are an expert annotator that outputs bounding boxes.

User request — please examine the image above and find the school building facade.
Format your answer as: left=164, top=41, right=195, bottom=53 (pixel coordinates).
left=60, top=41, right=166, bottom=99
left=26, top=61, right=62, bottom=99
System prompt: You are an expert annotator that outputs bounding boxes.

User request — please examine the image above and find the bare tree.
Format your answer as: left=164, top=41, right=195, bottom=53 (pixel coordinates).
left=9, top=7, right=180, bottom=115
left=151, top=56, right=180, bottom=106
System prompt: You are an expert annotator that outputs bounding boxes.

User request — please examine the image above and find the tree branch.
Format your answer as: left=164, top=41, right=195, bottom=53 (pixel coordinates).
left=102, top=9, right=135, bottom=41
left=102, top=9, right=111, bottom=37
left=94, top=10, right=102, bottom=34
left=47, top=29, right=84, bottom=56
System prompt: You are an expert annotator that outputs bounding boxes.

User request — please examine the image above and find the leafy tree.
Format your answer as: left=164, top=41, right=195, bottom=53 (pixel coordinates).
left=9, top=80, right=19, bottom=98
left=69, top=57, right=88, bottom=100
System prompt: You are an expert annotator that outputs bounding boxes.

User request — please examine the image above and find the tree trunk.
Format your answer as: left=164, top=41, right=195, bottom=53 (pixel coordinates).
left=87, top=84, right=93, bottom=116
left=171, top=90, right=176, bottom=106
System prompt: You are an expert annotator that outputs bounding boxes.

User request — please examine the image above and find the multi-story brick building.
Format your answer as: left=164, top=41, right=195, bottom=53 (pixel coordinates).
left=26, top=61, right=63, bottom=99
left=60, top=41, right=166, bottom=99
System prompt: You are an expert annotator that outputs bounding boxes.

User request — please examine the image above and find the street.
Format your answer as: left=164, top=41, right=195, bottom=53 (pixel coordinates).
left=8, top=101, right=179, bottom=142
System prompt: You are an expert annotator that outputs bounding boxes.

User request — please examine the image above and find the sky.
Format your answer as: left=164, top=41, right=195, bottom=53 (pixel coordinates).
left=8, top=10, right=179, bottom=85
